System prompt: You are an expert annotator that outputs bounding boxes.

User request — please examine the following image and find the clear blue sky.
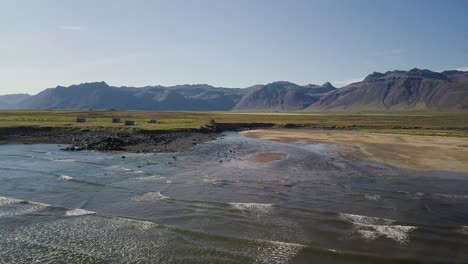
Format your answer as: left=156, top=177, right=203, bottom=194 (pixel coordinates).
left=1, top=0, right=467, bottom=94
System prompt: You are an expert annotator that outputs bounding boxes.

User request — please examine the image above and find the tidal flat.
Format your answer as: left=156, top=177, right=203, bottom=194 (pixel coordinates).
left=1, top=131, right=467, bottom=263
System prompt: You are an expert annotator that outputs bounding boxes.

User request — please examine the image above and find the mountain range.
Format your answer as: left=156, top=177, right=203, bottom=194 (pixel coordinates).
left=1, top=69, right=467, bottom=112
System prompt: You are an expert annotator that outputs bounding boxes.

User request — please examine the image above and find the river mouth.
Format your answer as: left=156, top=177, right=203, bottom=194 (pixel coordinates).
left=1, top=132, right=467, bottom=263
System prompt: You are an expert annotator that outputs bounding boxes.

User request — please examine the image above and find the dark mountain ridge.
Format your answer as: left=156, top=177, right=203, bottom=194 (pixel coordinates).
left=0, top=68, right=466, bottom=111
left=309, top=68, right=468, bottom=111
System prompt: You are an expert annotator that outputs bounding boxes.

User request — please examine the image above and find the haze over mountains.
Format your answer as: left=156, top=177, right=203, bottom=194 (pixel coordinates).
left=1, top=69, right=467, bottom=112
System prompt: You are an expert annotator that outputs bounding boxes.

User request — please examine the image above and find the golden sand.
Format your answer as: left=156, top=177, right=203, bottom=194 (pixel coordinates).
left=241, top=129, right=468, bottom=173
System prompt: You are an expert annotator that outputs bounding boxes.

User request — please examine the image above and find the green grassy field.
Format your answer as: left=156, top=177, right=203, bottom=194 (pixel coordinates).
left=0, top=110, right=467, bottom=137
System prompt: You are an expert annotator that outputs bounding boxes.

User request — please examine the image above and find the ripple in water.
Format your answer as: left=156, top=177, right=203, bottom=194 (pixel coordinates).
left=230, top=203, right=274, bottom=215
left=131, top=192, right=170, bottom=202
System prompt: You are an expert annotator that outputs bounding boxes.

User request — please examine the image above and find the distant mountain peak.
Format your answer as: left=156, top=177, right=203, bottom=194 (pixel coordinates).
left=406, top=68, right=447, bottom=80
left=364, top=72, right=385, bottom=81
left=56, top=81, right=109, bottom=89
left=267, top=81, right=297, bottom=86
left=321, top=82, right=335, bottom=89
left=364, top=69, right=448, bottom=81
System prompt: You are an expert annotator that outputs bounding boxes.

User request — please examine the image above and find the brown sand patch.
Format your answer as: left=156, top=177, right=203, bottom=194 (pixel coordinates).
left=248, top=152, right=287, bottom=163
left=241, top=129, right=468, bottom=173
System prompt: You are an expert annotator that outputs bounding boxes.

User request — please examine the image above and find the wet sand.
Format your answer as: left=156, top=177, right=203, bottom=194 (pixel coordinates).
left=241, top=129, right=468, bottom=173
left=248, top=152, right=287, bottom=163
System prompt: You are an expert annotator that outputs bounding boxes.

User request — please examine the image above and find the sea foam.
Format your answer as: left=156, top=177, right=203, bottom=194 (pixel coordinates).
left=229, top=203, right=274, bottom=214
left=254, top=240, right=304, bottom=264
left=65, top=208, right=95, bottom=216
left=0, top=196, right=48, bottom=218
left=0, top=196, right=22, bottom=206
left=365, top=194, right=381, bottom=201
left=339, top=213, right=416, bottom=244
left=132, top=192, right=170, bottom=202
left=59, top=175, right=74, bottom=181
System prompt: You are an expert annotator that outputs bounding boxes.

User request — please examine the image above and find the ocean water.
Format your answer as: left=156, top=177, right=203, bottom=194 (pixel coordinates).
left=0, top=132, right=467, bottom=263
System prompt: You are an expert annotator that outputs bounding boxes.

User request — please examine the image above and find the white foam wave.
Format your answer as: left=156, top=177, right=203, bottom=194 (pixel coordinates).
left=0, top=196, right=22, bottom=206
left=59, top=175, right=74, bottom=181
left=339, top=213, right=394, bottom=226
left=255, top=240, right=304, bottom=264
left=356, top=230, right=379, bottom=240
left=65, top=208, right=95, bottom=216
left=130, top=170, right=146, bottom=174
left=433, top=193, right=468, bottom=199
left=106, top=165, right=132, bottom=172
left=53, top=159, right=76, bottom=162
left=0, top=197, right=48, bottom=218
left=201, top=178, right=217, bottom=183
left=339, top=213, right=416, bottom=244
left=364, top=194, right=381, bottom=201
left=230, top=203, right=274, bottom=214
left=460, top=226, right=468, bottom=235
left=132, top=192, right=170, bottom=202
left=135, top=175, right=166, bottom=181
left=327, top=248, right=342, bottom=253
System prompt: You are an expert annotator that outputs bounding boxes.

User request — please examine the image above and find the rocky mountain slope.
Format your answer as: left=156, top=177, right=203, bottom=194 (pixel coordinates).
left=309, top=69, right=468, bottom=111
left=0, top=69, right=466, bottom=111
left=0, top=82, right=333, bottom=111
left=233, top=81, right=335, bottom=111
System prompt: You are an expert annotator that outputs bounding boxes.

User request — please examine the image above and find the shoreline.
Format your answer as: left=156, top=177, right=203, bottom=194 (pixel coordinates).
left=1, top=124, right=468, bottom=158
left=0, top=127, right=220, bottom=153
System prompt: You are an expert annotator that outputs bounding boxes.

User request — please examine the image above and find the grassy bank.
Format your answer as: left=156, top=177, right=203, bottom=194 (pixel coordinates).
left=0, top=110, right=467, bottom=137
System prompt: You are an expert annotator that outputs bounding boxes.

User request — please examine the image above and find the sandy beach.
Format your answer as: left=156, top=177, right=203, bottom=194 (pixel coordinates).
left=241, top=129, right=468, bottom=173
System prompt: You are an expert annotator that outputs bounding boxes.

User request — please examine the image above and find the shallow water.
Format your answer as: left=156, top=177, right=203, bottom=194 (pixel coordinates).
left=1, top=132, right=467, bottom=263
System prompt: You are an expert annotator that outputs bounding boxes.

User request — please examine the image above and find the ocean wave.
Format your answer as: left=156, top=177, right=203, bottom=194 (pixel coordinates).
left=2, top=214, right=164, bottom=263
left=339, top=213, right=416, bottom=244
left=106, top=165, right=132, bottom=172
left=0, top=196, right=48, bottom=218
left=135, top=175, right=166, bottom=181
left=364, top=194, right=381, bottom=201
left=254, top=240, right=304, bottom=264
left=130, top=170, right=146, bottom=174
left=59, top=175, right=74, bottom=181
left=131, top=192, right=170, bottom=202
left=201, top=178, right=217, bottom=183
left=433, top=193, right=468, bottom=199
left=65, top=208, right=95, bottom=216
left=460, top=226, right=468, bottom=235
left=229, top=203, right=274, bottom=214
left=52, top=159, right=76, bottom=163
left=0, top=196, right=22, bottom=206
left=326, top=248, right=342, bottom=253
left=399, top=191, right=468, bottom=200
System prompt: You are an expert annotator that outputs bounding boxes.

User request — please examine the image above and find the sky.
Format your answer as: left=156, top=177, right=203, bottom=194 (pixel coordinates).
left=1, top=0, right=467, bottom=95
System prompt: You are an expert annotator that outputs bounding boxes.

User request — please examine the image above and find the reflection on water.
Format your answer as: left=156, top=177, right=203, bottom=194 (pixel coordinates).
left=0, top=132, right=467, bottom=263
